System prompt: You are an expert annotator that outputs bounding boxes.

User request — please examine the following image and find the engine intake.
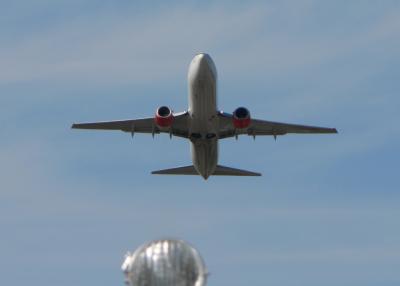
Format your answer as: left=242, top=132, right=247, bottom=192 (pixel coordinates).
left=155, top=106, right=174, bottom=128
left=233, top=107, right=251, bottom=129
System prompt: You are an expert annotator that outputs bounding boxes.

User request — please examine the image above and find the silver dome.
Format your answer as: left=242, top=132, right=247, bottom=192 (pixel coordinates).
left=122, top=239, right=207, bottom=286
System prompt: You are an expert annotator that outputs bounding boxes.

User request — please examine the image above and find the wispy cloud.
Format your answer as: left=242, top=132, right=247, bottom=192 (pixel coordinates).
left=3, top=2, right=398, bottom=86
left=0, top=4, right=267, bottom=85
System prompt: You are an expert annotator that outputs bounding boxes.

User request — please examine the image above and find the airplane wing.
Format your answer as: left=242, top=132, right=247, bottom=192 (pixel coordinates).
left=218, top=112, right=337, bottom=139
left=72, top=111, right=190, bottom=138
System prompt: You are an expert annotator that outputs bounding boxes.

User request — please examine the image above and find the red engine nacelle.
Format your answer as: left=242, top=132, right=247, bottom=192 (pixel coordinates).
left=154, top=106, right=174, bottom=128
left=233, top=107, right=251, bottom=129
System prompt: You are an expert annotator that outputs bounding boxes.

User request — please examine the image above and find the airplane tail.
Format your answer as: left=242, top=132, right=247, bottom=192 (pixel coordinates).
left=152, top=165, right=261, bottom=176
left=152, top=165, right=198, bottom=175
left=213, top=165, right=261, bottom=176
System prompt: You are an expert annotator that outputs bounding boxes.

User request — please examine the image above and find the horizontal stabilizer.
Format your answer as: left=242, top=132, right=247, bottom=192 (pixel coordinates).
left=213, top=165, right=261, bottom=176
left=152, top=165, right=198, bottom=175
left=152, top=165, right=261, bottom=176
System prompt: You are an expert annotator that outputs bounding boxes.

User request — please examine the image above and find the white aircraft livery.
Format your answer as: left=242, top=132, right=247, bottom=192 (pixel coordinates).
left=72, top=53, right=337, bottom=179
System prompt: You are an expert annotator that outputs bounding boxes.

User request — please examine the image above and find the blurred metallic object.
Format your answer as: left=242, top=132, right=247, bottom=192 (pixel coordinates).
left=122, top=239, right=207, bottom=286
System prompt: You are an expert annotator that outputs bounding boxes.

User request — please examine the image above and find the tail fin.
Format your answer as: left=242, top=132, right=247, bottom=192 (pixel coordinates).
left=152, top=165, right=197, bottom=175
left=152, top=165, right=261, bottom=176
left=213, top=165, right=261, bottom=176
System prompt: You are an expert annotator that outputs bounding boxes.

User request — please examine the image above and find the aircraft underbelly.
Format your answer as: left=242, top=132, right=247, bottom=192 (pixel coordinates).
left=189, top=80, right=217, bottom=132
left=191, top=140, right=218, bottom=178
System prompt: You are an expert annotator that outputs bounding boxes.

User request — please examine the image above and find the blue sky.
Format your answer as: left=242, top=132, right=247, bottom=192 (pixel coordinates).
left=1, top=1, right=400, bottom=285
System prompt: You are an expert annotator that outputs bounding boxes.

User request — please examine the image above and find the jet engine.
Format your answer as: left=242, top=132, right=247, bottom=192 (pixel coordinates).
left=155, top=106, right=174, bottom=128
left=233, top=107, right=251, bottom=129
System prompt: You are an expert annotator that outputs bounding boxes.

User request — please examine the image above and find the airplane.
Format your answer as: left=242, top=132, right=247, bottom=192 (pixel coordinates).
left=72, top=53, right=337, bottom=179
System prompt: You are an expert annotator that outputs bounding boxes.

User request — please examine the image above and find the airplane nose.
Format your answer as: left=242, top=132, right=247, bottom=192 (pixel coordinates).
left=196, top=53, right=209, bottom=60
left=188, top=52, right=217, bottom=82
left=197, top=53, right=209, bottom=68
left=193, top=53, right=217, bottom=79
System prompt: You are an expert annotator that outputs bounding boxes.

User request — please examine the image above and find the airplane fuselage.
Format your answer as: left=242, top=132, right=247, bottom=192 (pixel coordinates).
left=188, top=54, right=218, bottom=179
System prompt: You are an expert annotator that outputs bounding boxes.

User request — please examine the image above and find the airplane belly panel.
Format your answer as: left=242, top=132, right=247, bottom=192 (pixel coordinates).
left=191, top=140, right=218, bottom=179
left=189, top=79, right=217, bottom=132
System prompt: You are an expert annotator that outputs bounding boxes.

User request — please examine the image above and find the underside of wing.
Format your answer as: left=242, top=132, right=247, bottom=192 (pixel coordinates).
left=72, top=118, right=153, bottom=132
left=72, top=112, right=190, bottom=138
left=248, top=119, right=338, bottom=135
left=218, top=112, right=337, bottom=139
